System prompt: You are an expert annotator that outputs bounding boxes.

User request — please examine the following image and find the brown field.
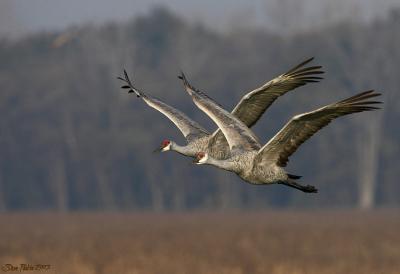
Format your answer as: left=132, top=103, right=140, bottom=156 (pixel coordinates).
left=1, top=211, right=399, bottom=274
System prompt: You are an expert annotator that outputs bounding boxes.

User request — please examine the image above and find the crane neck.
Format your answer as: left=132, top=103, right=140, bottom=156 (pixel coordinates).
left=205, top=156, right=237, bottom=173
left=171, top=142, right=196, bottom=157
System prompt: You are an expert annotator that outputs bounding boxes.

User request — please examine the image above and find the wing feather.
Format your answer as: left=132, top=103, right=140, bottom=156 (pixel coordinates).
left=254, top=90, right=382, bottom=167
left=179, top=72, right=261, bottom=153
left=230, top=57, right=324, bottom=128
left=119, top=70, right=209, bottom=142
left=210, top=57, right=324, bottom=150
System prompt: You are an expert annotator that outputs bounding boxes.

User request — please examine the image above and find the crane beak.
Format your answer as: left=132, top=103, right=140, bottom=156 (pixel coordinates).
left=192, top=158, right=200, bottom=164
left=153, top=146, right=163, bottom=153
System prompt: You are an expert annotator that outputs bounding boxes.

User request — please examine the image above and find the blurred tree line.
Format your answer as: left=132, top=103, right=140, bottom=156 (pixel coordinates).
left=0, top=7, right=399, bottom=211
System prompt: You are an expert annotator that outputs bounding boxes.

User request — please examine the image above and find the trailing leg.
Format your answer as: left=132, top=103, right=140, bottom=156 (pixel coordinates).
left=278, top=180, right=318, bottom=193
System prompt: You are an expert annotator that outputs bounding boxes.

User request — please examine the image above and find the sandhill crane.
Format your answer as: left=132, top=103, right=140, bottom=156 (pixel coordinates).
left=118, top=58, right=324, bottom=159
left=179, top=73, right=382, bottom=193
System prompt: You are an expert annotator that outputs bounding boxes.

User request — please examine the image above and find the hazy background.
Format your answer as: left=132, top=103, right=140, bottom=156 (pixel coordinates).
left=0, top=0, right=400, bottom=212
left=2, top=0, right=400, bottom=38
left=1, top=2, right=400, bottom=273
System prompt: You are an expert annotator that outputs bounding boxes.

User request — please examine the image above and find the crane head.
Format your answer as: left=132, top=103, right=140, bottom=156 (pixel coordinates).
left=153, top=139, right=171, bottom=153
left=193, top=152, right=207, bottom=164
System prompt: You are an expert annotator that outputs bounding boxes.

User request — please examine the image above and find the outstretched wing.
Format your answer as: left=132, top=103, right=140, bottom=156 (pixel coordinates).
left=210, top=57, right=324, bottom=150
left=179, top=72, right=261, bottom=153
left=119, top=70, right=209, bottom=142
left=254, top=90, right=382, bottom=167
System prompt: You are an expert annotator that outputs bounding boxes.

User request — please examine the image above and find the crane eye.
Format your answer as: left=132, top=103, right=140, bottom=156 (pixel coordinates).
left=162, top=140, right=170, bottom=147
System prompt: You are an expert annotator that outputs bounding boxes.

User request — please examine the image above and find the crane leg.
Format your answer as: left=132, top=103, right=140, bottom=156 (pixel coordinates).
left=278, top=180, right=318, bottom=193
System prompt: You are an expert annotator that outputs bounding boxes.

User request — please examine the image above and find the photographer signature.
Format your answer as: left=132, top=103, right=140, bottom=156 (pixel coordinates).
left=2, top=264, right=50, bottom=272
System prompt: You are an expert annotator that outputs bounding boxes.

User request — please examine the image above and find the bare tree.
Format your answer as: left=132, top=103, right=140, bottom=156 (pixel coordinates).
left=48, top=154, right=68, bottom=211
left=356, top=113, right=383, bottom=209
left=0, top=172, right=5, bottom=212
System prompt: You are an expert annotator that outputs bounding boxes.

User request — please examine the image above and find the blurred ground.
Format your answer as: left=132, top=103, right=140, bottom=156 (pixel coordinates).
left=1, top=211, right=399, bottom=274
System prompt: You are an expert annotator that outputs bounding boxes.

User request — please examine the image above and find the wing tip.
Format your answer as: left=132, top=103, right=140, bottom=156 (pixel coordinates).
left=117, top=69, right=144, bottom=98
left=285, top=57, right=321, bottom=75
left=339, top=90, right=383, bottom=106
left=178, top=71, right=200, bottom=95
left=284, top=58, right=325, bottom=83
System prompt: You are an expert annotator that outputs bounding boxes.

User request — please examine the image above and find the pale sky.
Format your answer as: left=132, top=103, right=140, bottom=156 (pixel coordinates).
left=1, top=0, right=399, bottom=39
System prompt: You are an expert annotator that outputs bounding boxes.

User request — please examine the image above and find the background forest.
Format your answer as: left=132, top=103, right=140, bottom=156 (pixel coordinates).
left=1, top=6, right=399, bottom=211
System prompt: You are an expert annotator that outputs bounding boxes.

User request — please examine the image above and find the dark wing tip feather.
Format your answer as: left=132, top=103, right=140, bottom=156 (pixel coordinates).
left=281, top=58, right=325, bottom=85
left=178, top=71, right=207, bottom=98
left=301, top=76, right=324, bottom=79
left=117, top=69, right=145, bottom=98
left=178, top=71, right=226, bottom=110
left=177, top=69, right=185, bottom=80
left=299, top=78, right=324, bottom=82
left=354, top=101, right=382, bottom=105
left=124, top=69, right=132, bottom=82
left=178, top=71, right=196, bottom=92
left=285, top=57, right=315, bottom=74
left=300, top=77, right=324, bottom=81
left=336, top=90, right=383, bottom=114
left=290, top=66, right=324, bottom=75
left=354, top=106, right=381, bottom=111
left=339, top=90, right=382, bottom=105
left=303, top=80, right=321, bottom=83
left=292, top=70, right=325, bottom=78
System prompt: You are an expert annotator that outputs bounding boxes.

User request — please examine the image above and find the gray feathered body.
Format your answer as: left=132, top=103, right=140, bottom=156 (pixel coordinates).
left=216, top=151, right=288, bottom=185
